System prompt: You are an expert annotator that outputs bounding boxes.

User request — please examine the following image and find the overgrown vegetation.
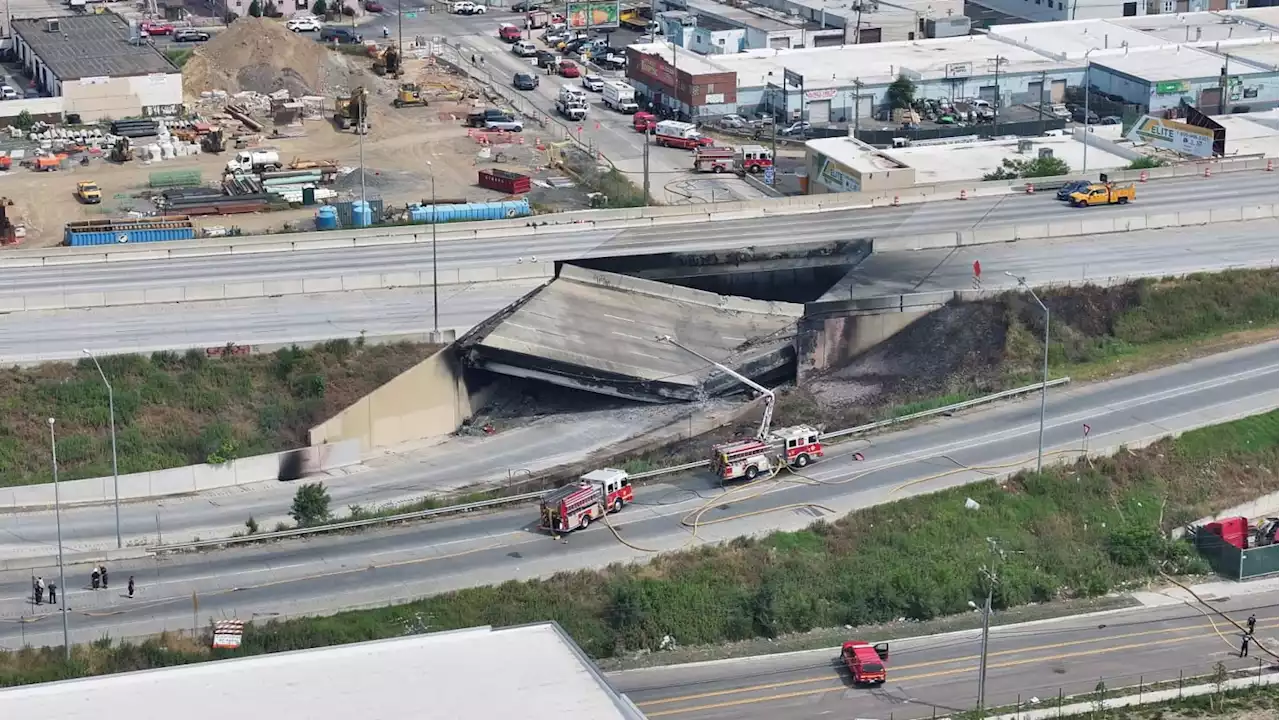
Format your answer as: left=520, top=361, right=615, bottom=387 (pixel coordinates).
left=559, top=145, right=648, bottom=207
left=1, top=413, right=1272, bottom=685
left=0, top=341, right=437, bottom=486
left=983, top=154, right=1072, bottom=180
left=1128, top=156, right=1169, bottom=170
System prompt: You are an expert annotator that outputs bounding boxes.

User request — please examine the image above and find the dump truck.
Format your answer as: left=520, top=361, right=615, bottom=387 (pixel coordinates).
left=75, top=181, right=102, bottom=204
left=841, top=641, right=889, bottom=684
left=1068, top=182, right=1134, bottom=207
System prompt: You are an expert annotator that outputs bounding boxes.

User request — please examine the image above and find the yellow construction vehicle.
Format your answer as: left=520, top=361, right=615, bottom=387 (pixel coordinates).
left=1069, top=182, right=1135, bottom=207
left=75, top=181, right=102, bottom=204
left=109, top=137, right=133, bottom=163
left=393, top=83, right=428, bottom=108
left=334, top=87, right=370, bottom=133
left=372, top=45, right=402, bottom=77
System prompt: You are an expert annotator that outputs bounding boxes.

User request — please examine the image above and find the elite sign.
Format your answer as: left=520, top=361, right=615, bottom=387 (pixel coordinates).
left=1125, top=116, right=1216, bottom=159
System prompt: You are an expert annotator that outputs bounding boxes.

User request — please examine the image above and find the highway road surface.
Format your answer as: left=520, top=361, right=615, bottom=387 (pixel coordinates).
left=0, top=343, right=1273, bottom=648
left=613, top=596, right=1280, bottom=719
left=0, top=279, right=543, bottom=365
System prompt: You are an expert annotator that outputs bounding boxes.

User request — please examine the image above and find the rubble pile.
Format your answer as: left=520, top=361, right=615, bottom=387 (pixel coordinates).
left=182, top=17, right=336, bottom=99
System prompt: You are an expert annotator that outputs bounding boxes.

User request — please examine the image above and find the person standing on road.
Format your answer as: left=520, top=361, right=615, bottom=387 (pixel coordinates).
left=47, top=581, right=56, bottom=605
left=34, top=576, right=44, bottom=604
left=128, top=575, right=135, bottom=599
left=91, top=567, right=100, bottom=590
left=101, top=565, right=109, bottom=590
left=1247, top=614, right=1257, bottom=635
left=1239, top=632, right=1251, bottom=658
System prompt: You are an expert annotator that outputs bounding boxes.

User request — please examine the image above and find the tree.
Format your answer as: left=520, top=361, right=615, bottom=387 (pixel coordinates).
left=982, top=155, right=1071, bottom=181
left=289, top=482, right=331, bottom=526
left=264, top=0, right=279, bottom=16
left=248, top=0, right=262, bottom=16
left=13, top=110, right=34, bottom=132
left=886, top=75, right=915, bottom=110
left=312, top=0, right=328, bottom=14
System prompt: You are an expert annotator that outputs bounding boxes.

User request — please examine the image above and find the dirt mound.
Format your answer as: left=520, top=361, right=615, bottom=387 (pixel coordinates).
left=182, top=18, right=333, bottom=98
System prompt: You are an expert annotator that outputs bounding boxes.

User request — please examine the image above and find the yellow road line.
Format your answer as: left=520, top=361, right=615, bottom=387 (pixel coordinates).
left=639, top=619, right=1278, bottom=717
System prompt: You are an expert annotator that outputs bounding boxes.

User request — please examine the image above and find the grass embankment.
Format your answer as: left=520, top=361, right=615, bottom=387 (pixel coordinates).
left=0, top=341, right=437, bottom=486
left=2, top=412, right=1274, bottom=686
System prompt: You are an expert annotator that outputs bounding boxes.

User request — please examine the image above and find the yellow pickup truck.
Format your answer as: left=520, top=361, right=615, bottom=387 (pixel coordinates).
left=1069, top=182, right=1135, bottom=208
left=75, top=181, right=102, bottom=204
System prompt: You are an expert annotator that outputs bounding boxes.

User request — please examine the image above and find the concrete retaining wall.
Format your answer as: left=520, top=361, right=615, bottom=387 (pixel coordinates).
left=0, top=440, right=360, bottom=510
left=0, top=263, right=557, bottom=313
left=308, top=344, right=491, bottom=453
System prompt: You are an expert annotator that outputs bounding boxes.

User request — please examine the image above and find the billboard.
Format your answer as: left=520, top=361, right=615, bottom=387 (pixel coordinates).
left=566, top=1, right=620, bottom=28
left=1125, top=116, right=1215, bottom=158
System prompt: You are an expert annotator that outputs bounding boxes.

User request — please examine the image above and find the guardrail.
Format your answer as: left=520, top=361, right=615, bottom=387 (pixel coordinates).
left=146, top=377, right=1068, bottom=553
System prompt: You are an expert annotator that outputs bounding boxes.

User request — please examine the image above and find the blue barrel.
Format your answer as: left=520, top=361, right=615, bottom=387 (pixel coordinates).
left=315, top=205, right=339, bottom=231
left=351, top=201, right=373, bottom=228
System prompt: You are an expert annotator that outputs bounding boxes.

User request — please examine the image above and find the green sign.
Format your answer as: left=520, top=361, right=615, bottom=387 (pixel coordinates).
left=1155, top=80, right=1188, bottom=95
left=566, top=1, right=619, bottom=28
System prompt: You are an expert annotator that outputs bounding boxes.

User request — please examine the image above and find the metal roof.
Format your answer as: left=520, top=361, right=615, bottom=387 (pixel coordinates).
left=0, top=623, right=648, bottom=720
left=13, top=14, right=177, bottom=81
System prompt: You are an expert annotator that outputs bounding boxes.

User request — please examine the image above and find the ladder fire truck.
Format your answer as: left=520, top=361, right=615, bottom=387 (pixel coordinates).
left=539, top=468, right=634, bottom=533
left=657, top=336, right=823, bottom=482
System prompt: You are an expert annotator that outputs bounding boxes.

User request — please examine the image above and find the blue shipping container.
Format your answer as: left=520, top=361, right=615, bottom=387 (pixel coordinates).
left=409, top=199, right=531, bottom=224
left=64, top=216, right=196, bottom=247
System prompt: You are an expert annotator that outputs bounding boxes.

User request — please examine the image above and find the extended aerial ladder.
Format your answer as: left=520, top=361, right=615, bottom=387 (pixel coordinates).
left=657, top=334, right=775, bottom=440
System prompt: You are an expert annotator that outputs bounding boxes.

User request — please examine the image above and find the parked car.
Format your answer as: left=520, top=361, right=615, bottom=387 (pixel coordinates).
left=172, top=28, right=210, bottom=42
left=364, top=0, right=384, bottom=10
left=319, top=25, right=362, bottom=43
left=558, top=60, right=581, bottom=78
left=535, top=50, right=558, bottom=68
left=513, top=72, right=539, bottom=90
left=1099, top=115, right=1121, bottom=125
left=288, top=16, right=322, bottom=31
left=581, top=73, right=604, bottom=92
left=499, top=23, right=522, bottom=42
left=0, top=86, right=18, bottom=101
left=597, top=53, right=625, bottom=71
left=512, top=40, right=538, bottom=57
left=140, top=20, right=174, bottom=35
left=1070, top=106, right=1099, bottom=124
left=485, top=116, right=524, bottom=132
left=781, top=121, right=810, bottom=136
left=1050, top=103, right=1071, bottom=120
left=1055, top=180, right=1093, bottom=201
left=719, top=114, right=748, bottom=129
left=512, top=0, right=541, bottom=10
left=450, top=0, right=476, bottom=11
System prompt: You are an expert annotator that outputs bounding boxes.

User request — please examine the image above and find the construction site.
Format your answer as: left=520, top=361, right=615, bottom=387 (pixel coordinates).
left=0, top=18, right=572, bottom=248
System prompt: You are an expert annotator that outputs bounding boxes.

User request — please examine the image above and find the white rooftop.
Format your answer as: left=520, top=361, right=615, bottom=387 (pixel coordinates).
left=628, top=41, right=727, bottom=77
left=987, top=19, right=1172, bottom=59
left=840, top=134, right=1128, bottom=184
left=715, top=36, right=1070, bottom=90
left=1108, top=10, right=1279, bottom=44
left=1217, top=40, right=1280, bottom=71
left=1214, top=110, right=1280, bottom=156
left=806, top=136, right=912, bottom=175
left=1090, top=44, right=1274, bottom=82
left=0, top=624, right=644, bottom=720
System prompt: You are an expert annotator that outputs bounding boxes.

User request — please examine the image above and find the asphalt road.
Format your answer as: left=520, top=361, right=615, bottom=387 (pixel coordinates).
left=0, top=343, right=1273, bottom=648
left=613, top=597, right=1280, bottom=719
left=2, top=173, right=1274, bottom=300
left=0, top=279, right=544, bottom=364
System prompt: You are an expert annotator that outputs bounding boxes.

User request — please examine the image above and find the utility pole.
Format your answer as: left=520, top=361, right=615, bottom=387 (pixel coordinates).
left=1082, top=49, right=1095, bottom=174
left=642, top=128, right=651, bottom=204
left=1006, top=272, right=1049, bottom=472
left=769, top=83, right=779, bottom=171
left=1038, top=69, right=1047, bottom=135
left=396, top=0, right=403, bottom=56
left=852, top=77, right=862, bottom=140
left=427, top=161, right=438, bottom=335
left=83, top=350, right=121, bottom=549
left=989, top=55, right=1003, bottom=134
left=49, top=418, right=70, bottom=661
left=975, top=537, right=1006, bottom=717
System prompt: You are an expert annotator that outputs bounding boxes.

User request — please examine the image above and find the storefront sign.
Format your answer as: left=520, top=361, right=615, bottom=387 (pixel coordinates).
left=805, top=88, right=837, bottom=101
left=818, top=156, right=860, bottom=193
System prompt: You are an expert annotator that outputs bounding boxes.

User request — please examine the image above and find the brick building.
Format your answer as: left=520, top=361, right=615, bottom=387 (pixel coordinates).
left=625, top=42, right=737, bottom=120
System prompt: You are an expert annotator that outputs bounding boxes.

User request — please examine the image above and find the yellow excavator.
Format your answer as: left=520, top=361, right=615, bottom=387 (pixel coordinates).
left=393, top=83, right=428, bottom=108
left=372, top=45, right=402, bottom=78
left=334, top=86, right=370, bottom=133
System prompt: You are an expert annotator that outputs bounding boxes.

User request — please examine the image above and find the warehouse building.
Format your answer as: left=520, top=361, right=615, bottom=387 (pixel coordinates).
left=625, top=42, right=739, bottom=118
left=0, top=623, right=647, bottom=720
left=12, top=13, right=183, bottom=121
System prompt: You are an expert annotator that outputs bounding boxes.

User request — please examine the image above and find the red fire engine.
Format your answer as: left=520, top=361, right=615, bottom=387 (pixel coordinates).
left=711, top=425, right=823, bottom=481
left=539, top=468, right=634, bottom=533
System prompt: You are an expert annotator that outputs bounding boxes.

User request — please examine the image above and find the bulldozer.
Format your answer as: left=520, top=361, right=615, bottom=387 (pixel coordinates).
left=109, top=137, right=133, bottom=163
left=372, top=45, right=402, bottom=78
left=393, top=83, right=428, bottom=109
left=333, top=86, right=370, bottom=134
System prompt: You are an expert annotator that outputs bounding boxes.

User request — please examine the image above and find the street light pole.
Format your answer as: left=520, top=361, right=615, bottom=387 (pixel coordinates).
left=1082, top=49, right=1094, bottom=174
left=428, top=161, right=438, bottom=335
left=49, top=418, right=70, bottom=661
left=83, top=349, right=121, bottom=549
left=975, top=537, right=1003, bottom=717
left=1007, top=272, right=1049, bottom=473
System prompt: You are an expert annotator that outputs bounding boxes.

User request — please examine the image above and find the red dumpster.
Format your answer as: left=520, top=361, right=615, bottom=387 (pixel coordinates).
left=479, top=168, right=532, bottom=195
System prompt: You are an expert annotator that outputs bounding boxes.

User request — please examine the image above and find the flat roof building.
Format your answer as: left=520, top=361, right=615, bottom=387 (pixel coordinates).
left=1107, top=8, right=1280, bottom=44
left=1087, top=44, right=1277, bottom=113
left=12, top=13, right=182, bottom=120
left=0, top=624, right=647, bottom=720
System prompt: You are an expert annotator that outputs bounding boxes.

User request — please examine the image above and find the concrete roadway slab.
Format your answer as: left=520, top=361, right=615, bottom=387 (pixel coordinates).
left=614, top=594, right=1280, bottom=720
left=463, top=266, right=803, bottom=401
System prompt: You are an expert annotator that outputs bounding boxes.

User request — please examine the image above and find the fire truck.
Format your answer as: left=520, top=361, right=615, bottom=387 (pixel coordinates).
left=711, top=426, right=824, bottom=481
left=657, top=335, right=823, bottom=483
left=539, top=468, right=634, bottom=533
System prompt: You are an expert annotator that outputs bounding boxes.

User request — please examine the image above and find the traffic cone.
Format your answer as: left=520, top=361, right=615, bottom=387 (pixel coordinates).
left=959, top=188, right=968, bottom=200
left=1139, top=170, right=1148, bottom=183
left=1204, top=166, right=1212, bottom=178
left=892, top=194, right=900, bottom=207
left=1025, top=183, right=1034, bottom=194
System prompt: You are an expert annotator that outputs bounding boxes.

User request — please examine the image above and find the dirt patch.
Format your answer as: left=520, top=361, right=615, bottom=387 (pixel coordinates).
left=181, top=18, right=338, bottom=98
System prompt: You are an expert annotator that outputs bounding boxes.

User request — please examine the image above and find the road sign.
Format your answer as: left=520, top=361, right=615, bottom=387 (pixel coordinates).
left=763, top=167, right=775, bottom=185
